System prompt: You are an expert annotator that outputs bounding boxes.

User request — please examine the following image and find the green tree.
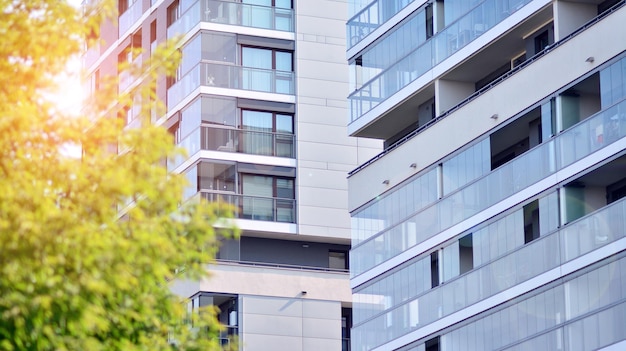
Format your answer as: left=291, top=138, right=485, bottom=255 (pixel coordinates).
left=0, top=0, right=238, bottom=350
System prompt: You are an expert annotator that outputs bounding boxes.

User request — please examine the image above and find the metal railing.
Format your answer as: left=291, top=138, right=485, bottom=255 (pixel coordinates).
left=216, top=259, right=349, bottom=273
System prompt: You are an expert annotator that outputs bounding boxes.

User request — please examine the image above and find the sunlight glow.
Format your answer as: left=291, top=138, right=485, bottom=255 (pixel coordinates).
left=46, top=56, right=85, bottom=117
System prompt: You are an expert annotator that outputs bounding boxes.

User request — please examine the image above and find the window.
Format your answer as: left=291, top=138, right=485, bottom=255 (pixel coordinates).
left=241, top=174, right=294, bottom=222
left=241, top=110, right=294, bottom=157
left=425, top=336, right=440, bottom=351
left=341, top=308, right=352, bottom=351
left=524, top=200, right=540, bottom=243
left=329, top=250, right=348, bottom=270
left=442, top=233, right=474, bottom=281
left=118, top=0, right=128, bottom=16
left=150, top=20, right=157, bottom=54
left=458, top=233, right=473, bottom=275
left=241, top=46, right=293, bottom=93
left=90, top=70, right=100, bottom=95
left=534, top=30, right=550, bottom=53
left=167, top=0, right=180, bottom=27
left=430, top=252, right=439, bottom=288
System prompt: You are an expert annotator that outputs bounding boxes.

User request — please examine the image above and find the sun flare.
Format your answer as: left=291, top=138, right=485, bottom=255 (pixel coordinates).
left=46, top=56, right=85, bottom=117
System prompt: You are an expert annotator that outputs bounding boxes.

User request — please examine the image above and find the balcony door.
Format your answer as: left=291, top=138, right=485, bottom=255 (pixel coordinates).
left=241, top=110, right=294, bottom=157
left=241, top=174, right=274, bottom=221
left=241, top=47, right=293, bottom=93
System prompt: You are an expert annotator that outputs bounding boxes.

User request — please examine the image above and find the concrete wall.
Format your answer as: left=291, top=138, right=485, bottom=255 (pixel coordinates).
left=294, top=0, right=382, bottom=240
left=240, top=296, right=342, bottom=351
left=171, top=262, right=351, bottom=303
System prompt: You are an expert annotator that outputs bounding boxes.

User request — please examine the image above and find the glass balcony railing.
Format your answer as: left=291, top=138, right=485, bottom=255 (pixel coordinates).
left=167, top=0, right=294, bottom=38
left=352, top=196, right=626, bottom=350
left=167, top=125, right=295, bottom=170
left=351, top=97, right=626, bottom=277
left=83, top=45, right=100, bottom=70
left=348, top=0, right=530, bottom=123
left=199, top=190, right=296, bottom=223
left=118, top=55, right=143, bottom=93
left=167, top=62, right=294, bottom=109
left=218, top=325, right=238, bottom=348
left=347, top=0, right=416, bottom=49
left=119, top=0, right=143, bottom=37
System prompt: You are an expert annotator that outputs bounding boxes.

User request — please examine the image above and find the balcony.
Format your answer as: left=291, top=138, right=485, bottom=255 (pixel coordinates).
left=119, top=0, right=142, bottom=37
left=167, top=0, right=294, bottom=39
left=118, top=55, right=143, bottom=93
left=199, top=190, right=296, bottom=223
left=352, top=194, right=626, bottom=350
left=348, top=0, right=532, bottom=124
left=347, top=0, right=416, bottom=49
left=167, top=62, right=294, bottom=109
left=351, top=97, right=626, bottom=277
left=168, top=125, right=294, bottom=170
left=83, top=45, right=100, bottom=70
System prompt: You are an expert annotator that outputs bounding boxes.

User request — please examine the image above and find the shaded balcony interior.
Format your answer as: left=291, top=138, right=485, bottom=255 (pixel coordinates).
left=187, top=292, right=238, bottom=347
left=216, top=236, right=350, bottom=271
left=490, top=71, right=601, bottom=169
left=166, top=95, right=295, bottom=170
left=352, top=0, right=621, bottom=144
left=561, top=153, right=626, bottom=223
left=183, top=160, right=297, bottom=223
left=167, top=31, right=295, bottom=109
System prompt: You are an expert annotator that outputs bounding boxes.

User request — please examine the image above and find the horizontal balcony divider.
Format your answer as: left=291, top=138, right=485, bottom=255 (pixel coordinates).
left=198, top=190, right=296, bottom=223
left=167, top=62, right=295, bottom=110
left=351, top=97, right=626, bottom=277
left=352, top=196, right=626, bottom=350
left=167, top=0, right=294, bottom=39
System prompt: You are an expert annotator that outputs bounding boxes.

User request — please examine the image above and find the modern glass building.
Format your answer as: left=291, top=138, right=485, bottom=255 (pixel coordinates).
left=84, top=0, right=382, bottom=350
left=346, top=0, right=626, bottom=350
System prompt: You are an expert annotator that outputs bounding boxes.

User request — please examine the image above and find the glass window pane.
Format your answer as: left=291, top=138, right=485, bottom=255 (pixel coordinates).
left=276, top=178, right=294, bottom=198
left=276, top=114, right=293, bottom=133
left=276, top=51, right=292, bottom=71
left=275, top=0, right=291, bottom=9
left=242, top=110, right=272, bottom=130
left=242, top=47, right=272, bottom=69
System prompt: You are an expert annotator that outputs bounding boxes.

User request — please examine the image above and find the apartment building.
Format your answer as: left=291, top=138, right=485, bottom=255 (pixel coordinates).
left=346, top=0, right=626, bottom=350
left=83, top=0, right=381, bottom=350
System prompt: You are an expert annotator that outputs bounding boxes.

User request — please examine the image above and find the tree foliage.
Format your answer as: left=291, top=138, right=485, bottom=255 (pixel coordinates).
left=0, top=0, right=238, bottom=350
